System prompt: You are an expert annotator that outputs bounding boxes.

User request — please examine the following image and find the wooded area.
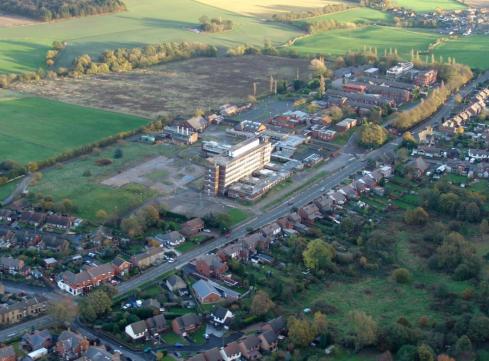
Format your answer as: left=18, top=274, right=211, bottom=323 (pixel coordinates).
left=0, top=0, right=126, bottom=21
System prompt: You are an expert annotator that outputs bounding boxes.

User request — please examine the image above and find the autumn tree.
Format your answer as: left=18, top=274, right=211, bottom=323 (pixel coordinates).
left=49, top=296, right=79, bottom=325
left=288, top=316, right=316, bottom=347
left=359, top=123, right=388, bottom=147
left=417, top=344, right=435, bottom=361
left=96, top=209, right=108, bottom=223
left=303, top=239, right=335, bottom=272
left=349, top=310, right=378, bottom=351
left=404, top=207, right=429, bottom=225
left=251, top=291, right=274, bottom=316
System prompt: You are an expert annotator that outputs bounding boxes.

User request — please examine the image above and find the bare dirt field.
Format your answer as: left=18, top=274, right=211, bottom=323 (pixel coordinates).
left=102, top=155, right=205, bottom=194
left=13, top=55, right=311, bottom=118
left=0, top=13, right=40, bottom=27
left=465, top=0, right=489, bottom=7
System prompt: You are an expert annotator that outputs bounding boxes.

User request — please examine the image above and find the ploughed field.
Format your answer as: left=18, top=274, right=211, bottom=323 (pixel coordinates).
left=0, top=92, right=148, bottom=164
left=12, top=55, right=311, bottom=118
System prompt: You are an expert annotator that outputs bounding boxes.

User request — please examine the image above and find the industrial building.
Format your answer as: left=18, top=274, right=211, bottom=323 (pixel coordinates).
left=205, top=137, right=272, bottom=196
left=386, top=62, right=414, bottom=78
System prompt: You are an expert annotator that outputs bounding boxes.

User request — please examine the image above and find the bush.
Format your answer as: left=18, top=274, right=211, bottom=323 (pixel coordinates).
left=392, top=268, right=411, bottom=284
left=95, top=158, right=113, bottom=166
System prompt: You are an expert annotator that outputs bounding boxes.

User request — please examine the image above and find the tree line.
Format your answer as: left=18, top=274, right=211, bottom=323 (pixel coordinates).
left=393, top=61, right=473, bottom=131
left=300, top=19, right=358, bottom=34
left=0, top=42, right=217, bottom=88
left=71, top=42, right=217, bottom=77
left=271, top=3, right=351, bottom=22
left=0, top=0, right=126, bottom=21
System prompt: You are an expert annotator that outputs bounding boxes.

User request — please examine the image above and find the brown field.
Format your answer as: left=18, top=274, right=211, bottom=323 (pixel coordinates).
left=465, top=0, right=489, bottom=7
left=0, top=13, right=40, bottom=27
left=195, top=0, right=340, bottom=16
left=13, top=55, right=311, bottom=118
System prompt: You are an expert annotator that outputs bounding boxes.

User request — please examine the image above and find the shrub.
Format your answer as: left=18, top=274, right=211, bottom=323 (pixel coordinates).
left=392, top=268, right=411, bottom=284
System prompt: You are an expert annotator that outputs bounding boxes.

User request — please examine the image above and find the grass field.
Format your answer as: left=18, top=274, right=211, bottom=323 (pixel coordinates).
left=29, top=142, right=172, bottom=222
left=0, top=0, right=301, bottom=73
left=300, top=7, right=393, bottom=24
left=0, top=93, right=148, bottom=164
left=394, top=0, right=466, bottom=12
left=435, top=35, right=489, bottom=70
left=290, top=25, right=439, bottom=58
left=0, top=179, right=19, bottom=202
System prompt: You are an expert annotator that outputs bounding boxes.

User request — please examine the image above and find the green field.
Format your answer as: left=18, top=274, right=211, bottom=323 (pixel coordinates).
left=394, top=0, right=466, bottom=12
left=290, top=26, right=439, bottom=58
left=0, top=179, right=19, bottom=202
left=29, top=142, right=174, bottom=222
left=0, top=0, right=300, bottom=73
left=0, top=94, right=148, bottom=164
left=300, top=7, right=393, bottom=24
left=435, top=35, right=489, bottom=70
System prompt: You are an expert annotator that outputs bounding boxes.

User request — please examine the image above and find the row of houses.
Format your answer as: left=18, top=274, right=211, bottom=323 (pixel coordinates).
left=0, top=296, right=48, bottom=326
left=187, top=316, right=286, bottom=361
left=57, top=257, right=130, bottom=296
left=56, top=218, right=205, bottom=295
left=0, top=210, right=73, bottom=231
left=441, top=87, right=488, bottom=134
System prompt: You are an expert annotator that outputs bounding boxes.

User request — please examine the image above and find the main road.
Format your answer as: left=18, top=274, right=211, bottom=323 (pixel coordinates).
left=117, top=70, right=489, bottom=295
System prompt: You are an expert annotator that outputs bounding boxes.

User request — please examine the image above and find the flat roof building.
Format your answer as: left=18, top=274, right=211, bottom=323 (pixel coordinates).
left=206, top=137, right=272, bottom=196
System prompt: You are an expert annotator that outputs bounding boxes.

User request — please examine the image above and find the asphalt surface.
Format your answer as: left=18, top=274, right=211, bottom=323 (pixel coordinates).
left=0, top=314, right=55, bottom=342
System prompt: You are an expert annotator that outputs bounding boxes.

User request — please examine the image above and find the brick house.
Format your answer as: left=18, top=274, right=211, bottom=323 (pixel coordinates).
left=181, top=218, right=205, bottom=238
left=57, top=263, right=115, bottom=296
left=112, top=257, right=131, bottom=277
left=239, top=335, right=262, bottom=360
left=192, top=279, right=221, bottom=304
left=298, top=203, right=323, bottom=225
left=0, top=256, right=26, bottom=275
left=44, top=215, right=72, bottom=230
left=259, top=329, right=278, bottom=352
left=195, top=254, right=228, bottom=278
left=130, top=247, right=165, bottom=269
left=172, top=313, right=201, bottom=335
left=56, top=331, right=89, bottom=360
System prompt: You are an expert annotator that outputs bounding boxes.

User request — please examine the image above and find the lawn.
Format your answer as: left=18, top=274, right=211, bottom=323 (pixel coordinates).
left=434, top=35, right=489, bottom=70
left=0, top=179, right=20, bottom=202
left=29, top=142, right=175, bottom=222
left=0, top=0, right=301, bottom=73
left=227, top=208, right=250, bottom=226
left=299, top=7, right=393, bottom=24
left=290, top=25, right=439, bottom=59
left=0, top=94, right=149, bottom=165
left=394, top=0, right=465, bottom=12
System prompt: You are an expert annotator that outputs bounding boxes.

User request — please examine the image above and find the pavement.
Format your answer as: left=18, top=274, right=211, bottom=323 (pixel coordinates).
left=0, top=314, right=55, bottom=342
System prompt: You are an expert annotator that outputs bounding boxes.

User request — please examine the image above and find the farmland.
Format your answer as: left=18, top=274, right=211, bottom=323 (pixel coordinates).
left=194, top=0, right=340, bottom=16
left=290, top=25, right=439, bottom=58
left=0, top=0, right=301, bottom=73
left=435, top=35, right=489, bottom=70
left=12, top=55, right=311, bottom=118
left=299, top=7, right=393, bottom=24
left=394, top=0, right=466, bottom=12
left=0, top=92, right=149, bottom=164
